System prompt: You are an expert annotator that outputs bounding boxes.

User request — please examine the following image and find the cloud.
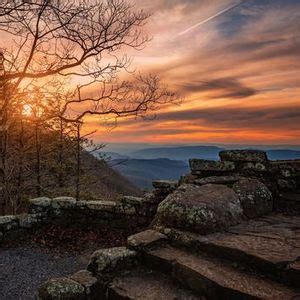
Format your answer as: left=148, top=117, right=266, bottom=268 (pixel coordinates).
left=182, top=78, right=257, bottom=98
left=146, top=105, right=300, bottom=131
left=82, top=0, right=300, bottom=144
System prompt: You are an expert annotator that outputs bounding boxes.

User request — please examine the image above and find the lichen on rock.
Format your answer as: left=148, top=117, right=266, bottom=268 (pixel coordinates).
left=154, top=184, right=243, bottom=234
left=88, top=247, right=137, bottom=275
left=233, top=178, right=273, bottom=218
left=38, top=277, right=85, bottom=300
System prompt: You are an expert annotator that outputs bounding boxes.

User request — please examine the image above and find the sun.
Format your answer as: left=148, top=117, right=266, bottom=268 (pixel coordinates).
left=22, top=104, right=32, bottom=116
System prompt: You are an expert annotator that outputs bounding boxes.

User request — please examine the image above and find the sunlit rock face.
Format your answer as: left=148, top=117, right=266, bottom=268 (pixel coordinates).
left=155, top=184, right=243, bottom=234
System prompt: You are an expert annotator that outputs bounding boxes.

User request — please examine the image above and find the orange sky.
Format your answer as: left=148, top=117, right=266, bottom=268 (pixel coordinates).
left=2, top=0, right=300, bottom=146
left=83, top=0, right=300, bottom=145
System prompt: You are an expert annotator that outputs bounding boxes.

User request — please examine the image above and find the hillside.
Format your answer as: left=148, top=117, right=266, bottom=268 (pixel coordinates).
left=110, top=158, right=189, bottom=189
left=79, top=152, right=141, bottom=199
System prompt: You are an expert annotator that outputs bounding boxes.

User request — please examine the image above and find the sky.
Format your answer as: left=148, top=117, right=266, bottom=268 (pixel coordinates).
left=85, top=0, right=300, bottom=146
left=2, top=0, right=299, bottom=146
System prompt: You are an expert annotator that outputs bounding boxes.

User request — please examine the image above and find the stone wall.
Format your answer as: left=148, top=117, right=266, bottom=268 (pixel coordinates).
left=0, top=183, right=175, bottom=244
left=0, top=213, right=44, bottom=244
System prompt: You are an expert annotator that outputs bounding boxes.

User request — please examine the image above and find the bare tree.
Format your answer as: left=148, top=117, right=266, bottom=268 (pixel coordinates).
left=0, top=0, right=177, bottom=120
left=0, top=0, right=149, bottom=84
left=0, top=1, right=179, bottom=212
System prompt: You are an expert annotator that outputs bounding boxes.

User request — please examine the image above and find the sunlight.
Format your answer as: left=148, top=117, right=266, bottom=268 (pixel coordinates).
left=22, top=104, right=32, bottom=117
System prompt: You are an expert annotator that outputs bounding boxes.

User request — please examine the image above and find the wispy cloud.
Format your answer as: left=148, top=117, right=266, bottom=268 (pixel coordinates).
left=84, top=0, right=300, bottom=145
left=178, top=1, right=243, bottom=36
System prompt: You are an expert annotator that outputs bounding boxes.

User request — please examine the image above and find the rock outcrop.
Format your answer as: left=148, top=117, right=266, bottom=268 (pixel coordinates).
left=155, top=184, right=243, bottom=234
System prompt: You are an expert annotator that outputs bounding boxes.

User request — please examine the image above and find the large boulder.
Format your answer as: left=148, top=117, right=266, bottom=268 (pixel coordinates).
left=233, top=179, right=273, bottom=218
left=155, top=184, right=243, bottom=234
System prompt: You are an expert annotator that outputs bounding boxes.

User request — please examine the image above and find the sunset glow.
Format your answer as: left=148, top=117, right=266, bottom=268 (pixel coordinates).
left=2, top=0, right=300, bottom=146
left=84, top=0, right=300, bottom=145
left=22, top=104, right=32, bottom=117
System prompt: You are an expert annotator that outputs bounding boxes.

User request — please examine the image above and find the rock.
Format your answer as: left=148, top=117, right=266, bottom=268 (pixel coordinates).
left=29, top=197, right=52, bottom=207
left=0, top=215, right=19, bottom=231
left=143, top=192, right=161, bottom=204
left=76, top=201, right=88, bottom=209
left=29, top=197, right=52, bottom=214
left=240, top=162, right=267, bottom=172
left=279, top=166, right=297, bottom=178
left=194, top=175, right=242, bottom=186
left=233, top=179, right=273, bottom=218
left=38, top=277, right=85, bottom=300
left=189, top=159, right=235, bottom=174
left=85, top=200, right=117, bottom=212
left=70, top=270, right=101, bottom=297
left=155, top=184, right=243, bottom=234
left=219, top=150, right=268, bottom=163
left=52, top=197, right=76, bottom=209
left=18, top=213, right=41, bottom=228
left=127, top=230, right=167, bottom=249
left=152, top=180, right=178, bottom=190
left=277, top=179, right=297, bottom=191
left=153, top=180, right=179, bottom=199
left=121, top=196, right=144, bottom=206
left=119, top=196, right=150, bottom=216
left=88, top=247, right=137, bottom=275
left=179, top=174, right=198, bottom=185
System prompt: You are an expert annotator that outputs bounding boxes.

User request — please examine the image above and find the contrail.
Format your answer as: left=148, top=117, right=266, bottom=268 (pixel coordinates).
left=178, top=1, right=243, bottom=36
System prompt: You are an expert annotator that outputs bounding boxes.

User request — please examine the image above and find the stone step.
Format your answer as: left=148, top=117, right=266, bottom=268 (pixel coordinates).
left=144, top=246, right=299, bottom=300
left=107, top=268, right=202, bottom=300
left=161, top=214, right=300, bottom=287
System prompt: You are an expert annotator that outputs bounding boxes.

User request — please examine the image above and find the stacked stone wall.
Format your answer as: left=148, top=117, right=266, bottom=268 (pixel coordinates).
left=0, top=183, right=175, bottom=244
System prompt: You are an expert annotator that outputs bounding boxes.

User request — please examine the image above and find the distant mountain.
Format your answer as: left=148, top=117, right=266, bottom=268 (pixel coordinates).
left=266, top=150, right=300, bottom=160
left=129, top=146, right=300, bottom=162
left=131, top=146, right=223, bottom=161
left=103, top=147, right=300, bottom=190
left=110, top=158, right=189, bottom=189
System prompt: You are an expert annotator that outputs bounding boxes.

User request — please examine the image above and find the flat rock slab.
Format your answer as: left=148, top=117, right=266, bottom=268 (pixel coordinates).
left=146, top=246, right=298, bottom=299
left=195, top=214, right=300, bottom=267
left=127, top=230, right=167, bottom=249
left=108, top=269, right=201, bottom=300
left=189, top=159, right=235, bottom=174
left=219, top=150, right=268, bottom=163
left=152, top=180, right=178, bottom=189
left=194, top=175, right=242, bottom=186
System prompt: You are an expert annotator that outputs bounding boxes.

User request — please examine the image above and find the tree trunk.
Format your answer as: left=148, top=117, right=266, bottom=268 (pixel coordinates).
left=58, top=118, right=64, bottom=188
left=16, top=118, right=25, bottom=213
left=35, top=122, right=41, bottom=197
left=75, top=122, right=81, bottom=201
